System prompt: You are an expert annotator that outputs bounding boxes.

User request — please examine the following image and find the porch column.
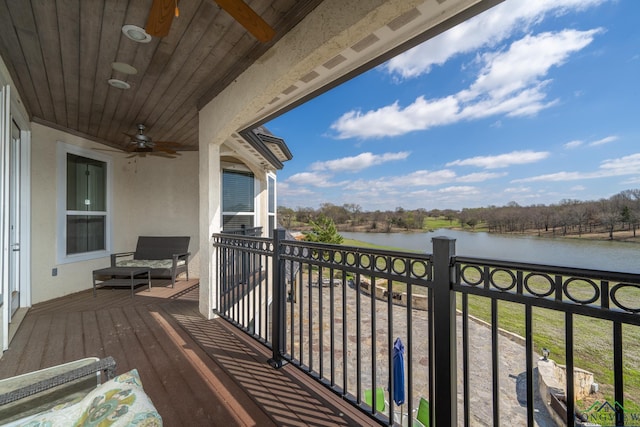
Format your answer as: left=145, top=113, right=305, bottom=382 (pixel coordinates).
left=198, top=126, right=222, bottom=319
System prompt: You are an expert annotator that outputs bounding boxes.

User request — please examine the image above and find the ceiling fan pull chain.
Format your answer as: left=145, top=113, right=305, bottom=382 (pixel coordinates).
left=175, top=0, right=179, bottom=17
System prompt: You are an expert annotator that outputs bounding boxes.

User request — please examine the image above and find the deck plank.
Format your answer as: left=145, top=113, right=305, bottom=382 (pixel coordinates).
left=41, top=311, right=67, bottom=368
left=120, top=305, right=198, bottom=426
left=81, top=310, right=105, bottom=359
left=64, top=311, right=84, bottom=362
left=0, top=280, right=376, bottom=426
left=16, top=313, right=53, bottom=375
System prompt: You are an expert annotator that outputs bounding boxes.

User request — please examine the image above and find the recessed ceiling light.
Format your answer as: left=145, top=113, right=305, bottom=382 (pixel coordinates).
left=112, top=62, right=138, bottom=75
left=108, top=79, right=131, bottom=90
left=122, top=25, right=152, bottom=43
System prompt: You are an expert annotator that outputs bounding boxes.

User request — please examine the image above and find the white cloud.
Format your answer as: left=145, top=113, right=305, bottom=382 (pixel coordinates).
left=342, top=169, right=458, bottom=192
left=387, top=169, right=458, bottom=187
left=589, top=135, right=618, bottom=146
left=564, top=135, right=617, bottom=149
left=437, top=186, right=480, bottom=194
left=504, top=186, right=533, bottom=194
left=276, top=181, right=315, bottom=198
left=599, top=153, right=640, bottom=174
left=310, top=151, right=410, bottom=172
left=456, top=172, right=508, bottom=182
left=286, top=172, right=338, bottom=187
left=459, top=30, right=600, bottom=104
left=340, top=167, right=505, bottom=194
left=331, top=96, right=459, bottom=139
left=514, top=153, right=640, bottom=182
left=331, top=29, right=600, bottom=139
left=384, top=0, right=608, bottom=79
left=622, top=177, right=640, bottom=185
left=564, top=140, right=583, bottom=149
left=514, top=171, right=588, bottom=182
left=447, top=150, right=550, bottom=169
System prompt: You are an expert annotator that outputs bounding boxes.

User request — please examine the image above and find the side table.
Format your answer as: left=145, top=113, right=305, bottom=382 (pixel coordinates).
left=92, top=267, right=151, bottom=298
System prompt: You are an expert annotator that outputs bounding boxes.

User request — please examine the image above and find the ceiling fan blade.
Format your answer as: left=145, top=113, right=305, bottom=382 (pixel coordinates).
left=146, top=0, right=176, bottom=37
left=93, top=147, right=123, bottom=153
left=156, top=147, right=180, bottom=155
left=150, top=151, right=179, bottom=158
left=153, top=140, right=181, bottom=147
left=214, top=0, right=275, bottom=42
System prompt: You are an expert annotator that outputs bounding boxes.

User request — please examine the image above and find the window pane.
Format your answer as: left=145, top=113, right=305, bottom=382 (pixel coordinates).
left=223, top=170, right=254, bottom=212
left=222, top=215, right=254, bottom=231
left=67, top=154, right=106, bottom=211
left=66, top=215, right=106, bottom=254
left=268, top=216, right=275, bottom=237
left=268, top=176, right=275, bottom=213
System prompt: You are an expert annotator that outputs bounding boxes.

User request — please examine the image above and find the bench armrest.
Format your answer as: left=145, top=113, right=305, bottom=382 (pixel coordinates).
left=172, top=252, right=190, bottom=261
left=0, top=356, right=117, bottom=406
left=111, top=252, right=135, bottom=266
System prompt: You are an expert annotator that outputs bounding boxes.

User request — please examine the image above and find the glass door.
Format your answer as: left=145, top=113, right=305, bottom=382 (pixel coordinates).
left=9, top=119, right=20, bottom=316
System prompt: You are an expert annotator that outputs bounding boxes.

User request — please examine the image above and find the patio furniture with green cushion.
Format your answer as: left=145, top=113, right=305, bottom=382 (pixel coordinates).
left=0, top=357, right=115, bottom=424
left=416, top=397, right=430, bottom=426
left=364, top=387, right=386, bottom=412
left=0, top=358, right=161, bottom=426
left=111, top=236, right=190, bottom=287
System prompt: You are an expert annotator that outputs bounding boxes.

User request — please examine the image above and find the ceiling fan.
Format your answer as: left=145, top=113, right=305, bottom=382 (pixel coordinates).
left=123, top=124, right=181, bottom=158
left=145, top=0, right=275, bottom=42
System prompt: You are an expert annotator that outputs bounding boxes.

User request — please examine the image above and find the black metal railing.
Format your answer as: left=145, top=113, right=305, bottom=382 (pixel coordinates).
left=222, top=225, right=263, bottom=236
left=212, top=230, right=640, bottom=427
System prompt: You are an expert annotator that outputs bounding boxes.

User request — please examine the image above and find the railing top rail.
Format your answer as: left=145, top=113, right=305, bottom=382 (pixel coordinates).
left=219, top=226, right=264, bottom=236
left=282, top=239, right=433, bottom=262
left=455, top=255, right=640, bottom=283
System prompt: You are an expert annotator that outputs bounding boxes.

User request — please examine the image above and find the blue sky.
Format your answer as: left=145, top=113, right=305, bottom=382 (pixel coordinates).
left=266, top=0, right=640, bottom=211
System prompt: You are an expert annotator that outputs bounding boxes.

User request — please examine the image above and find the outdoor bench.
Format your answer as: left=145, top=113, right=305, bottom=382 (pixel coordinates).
left=0, top=356, right=162, bottom=426
left=111, top=236, right=190, bottom=287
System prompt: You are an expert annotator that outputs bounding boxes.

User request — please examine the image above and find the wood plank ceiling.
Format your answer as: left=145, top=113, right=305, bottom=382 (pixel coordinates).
left=0, top=0, right=323, bottom=152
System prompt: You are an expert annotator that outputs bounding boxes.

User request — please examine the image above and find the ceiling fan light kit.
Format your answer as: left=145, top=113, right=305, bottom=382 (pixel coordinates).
left=121, top=25, right=152, bottom=43
left=107, top=79, right=131, bottom=90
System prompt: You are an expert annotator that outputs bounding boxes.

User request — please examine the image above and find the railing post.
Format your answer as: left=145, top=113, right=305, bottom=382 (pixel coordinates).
left=268, top=228, right=287, bottom=369
left=432, top=236, right=457, bottom=426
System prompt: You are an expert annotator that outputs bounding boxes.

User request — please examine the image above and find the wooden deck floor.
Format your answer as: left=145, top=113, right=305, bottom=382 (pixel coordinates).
left=0, top=280, right=374, bottom=426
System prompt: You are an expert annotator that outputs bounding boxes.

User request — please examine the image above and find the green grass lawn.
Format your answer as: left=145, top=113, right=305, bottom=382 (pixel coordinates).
left=461, top=295, right=640, bottom=412
left=423, top=216, right=458, bottom=230
left=341, top=238, right=410, bottom=252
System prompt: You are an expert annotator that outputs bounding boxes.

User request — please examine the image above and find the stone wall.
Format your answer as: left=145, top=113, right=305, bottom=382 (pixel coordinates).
left=356, top=279, right=428, bottom=310
left=538, top=358, right=595, bottom=425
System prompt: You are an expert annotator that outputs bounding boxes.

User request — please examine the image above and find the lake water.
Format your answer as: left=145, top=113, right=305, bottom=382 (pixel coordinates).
left=341, top=229, right=640, bottom=274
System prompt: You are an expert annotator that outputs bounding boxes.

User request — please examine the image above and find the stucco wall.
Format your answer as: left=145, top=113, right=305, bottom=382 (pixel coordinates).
left=30, top=123, right=199, bottom=304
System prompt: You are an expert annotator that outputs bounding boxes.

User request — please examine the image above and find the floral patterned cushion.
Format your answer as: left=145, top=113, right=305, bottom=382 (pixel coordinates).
left=12, top=369, right=162, bottom=427
left=116, top=259, right=185, bottom=269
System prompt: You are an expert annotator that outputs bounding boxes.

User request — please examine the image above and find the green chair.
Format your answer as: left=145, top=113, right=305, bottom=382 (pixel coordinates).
left=363, top=387, right=386, bottom=412
left=416, top=397, right=430, bottom=426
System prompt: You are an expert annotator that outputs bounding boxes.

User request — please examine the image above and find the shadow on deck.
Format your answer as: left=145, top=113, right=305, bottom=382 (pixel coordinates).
left=0, top=280, right=373, bottom=426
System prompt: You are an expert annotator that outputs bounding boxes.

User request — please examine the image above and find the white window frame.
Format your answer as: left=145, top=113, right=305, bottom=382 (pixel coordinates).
left=221, top=164, right=258, bottom=231
left=56, top=142, right=112, bottom=264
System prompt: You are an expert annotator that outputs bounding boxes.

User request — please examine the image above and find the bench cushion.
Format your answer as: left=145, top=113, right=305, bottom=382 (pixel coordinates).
left=116, top=259, right=186, bottom=269
left=10, top=369, right=161, bottom=426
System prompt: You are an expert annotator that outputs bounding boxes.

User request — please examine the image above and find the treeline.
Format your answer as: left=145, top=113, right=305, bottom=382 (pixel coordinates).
left=461, top=189, right=640, bottom=238
left=278, top=189, right=640, bottom=238
left=278, top=203, right=457, bottom=232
